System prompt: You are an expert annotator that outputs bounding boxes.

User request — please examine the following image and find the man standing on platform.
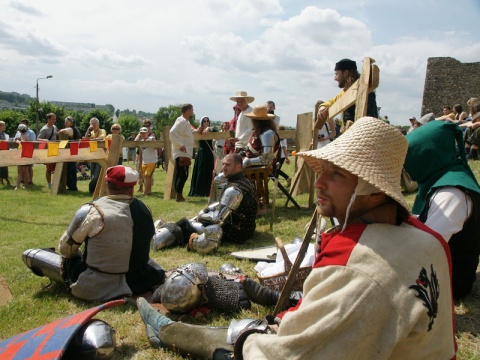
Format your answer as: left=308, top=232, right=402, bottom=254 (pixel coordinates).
left=230, top=91, right=255, bottom=152
left=317, top=58, right=378, bottom=130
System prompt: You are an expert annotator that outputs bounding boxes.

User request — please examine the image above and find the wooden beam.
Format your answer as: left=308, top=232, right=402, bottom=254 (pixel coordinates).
left=354, top=57, right=372, bottom=119
left=97, top=134, right=125, bottom=197
left=0, top=148, right=106, bottom=167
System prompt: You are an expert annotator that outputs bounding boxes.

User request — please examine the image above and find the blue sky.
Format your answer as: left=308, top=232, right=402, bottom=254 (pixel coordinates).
left=0, top=0, right=478, bottom=127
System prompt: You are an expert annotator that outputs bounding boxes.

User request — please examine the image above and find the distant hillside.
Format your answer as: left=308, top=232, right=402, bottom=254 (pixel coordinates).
left=0, top=90, right=114, bottom=114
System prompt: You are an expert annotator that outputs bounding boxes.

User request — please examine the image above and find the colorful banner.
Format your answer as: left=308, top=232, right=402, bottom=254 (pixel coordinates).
left=0, top=141, right=8, bottom=151
left=89, top=141, right=98, bottom=152
left=70, top=142, right=79, bottom=156
left=21, top=141, right=34, bottom=158
left=47, top=142, right=60, bottom=157
left=80, top=139, right=90, bottom=149
left=59, top=140, right=69, bottom=149
left=106, top=139, right=111, bottom=150
left=38, top=142, right=47, bottom=150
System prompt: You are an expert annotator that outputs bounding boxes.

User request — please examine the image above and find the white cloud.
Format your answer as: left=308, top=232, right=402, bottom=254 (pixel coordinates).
left=0, top=0, right=478, bottom=126
left=67, top=48, right=152, bottom=70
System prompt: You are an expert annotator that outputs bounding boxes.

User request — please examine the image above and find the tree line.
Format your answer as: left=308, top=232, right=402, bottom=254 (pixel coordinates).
left=0, top=101, right=199, bottom=139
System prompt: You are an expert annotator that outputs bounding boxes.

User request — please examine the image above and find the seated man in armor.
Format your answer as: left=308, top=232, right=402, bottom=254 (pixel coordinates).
left=23, top=165, right=165, bottom=301
left=136, top=117, right=456, bottom=360
left=152, top=153, right=258, bottom=254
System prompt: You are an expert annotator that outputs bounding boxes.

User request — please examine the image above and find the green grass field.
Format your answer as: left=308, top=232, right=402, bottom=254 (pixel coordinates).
left=0, top=159, right=479, bottom=359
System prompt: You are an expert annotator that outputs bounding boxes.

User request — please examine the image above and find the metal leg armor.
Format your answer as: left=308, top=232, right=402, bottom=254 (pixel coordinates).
left=159, top=322, right=233, bottom=360
left=22, top=248, right=64, bottom=284
left=188, top=225, right=223, bottom=254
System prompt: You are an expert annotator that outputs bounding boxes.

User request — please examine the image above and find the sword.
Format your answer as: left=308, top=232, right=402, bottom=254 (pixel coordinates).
left=273, top=208, right=318, bottom=315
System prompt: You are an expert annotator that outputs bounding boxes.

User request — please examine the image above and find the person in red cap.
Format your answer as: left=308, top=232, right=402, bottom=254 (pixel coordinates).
left=54, top=165, right=165, bottom=301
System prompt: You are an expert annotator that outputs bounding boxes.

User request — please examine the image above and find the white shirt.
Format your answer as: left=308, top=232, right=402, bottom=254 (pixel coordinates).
left=235, top=105, right=253, bottom=150
left=14, top=128, right=36, bottom=141
left=141, top=135, right=158, bottom=164
left=280, top=139, right=287, bottom=159
left=169, top=116, right=194, bottom=159
left=273, top=114, right=280, bottom=127
left=423, top=187, right=472, bottom=242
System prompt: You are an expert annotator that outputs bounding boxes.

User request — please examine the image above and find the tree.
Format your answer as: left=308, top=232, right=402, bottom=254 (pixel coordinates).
left=153, top=104, right=197, bottom=134
left=77, top=109, right=113, bottom=134
left=104, top=104, right=115, bottom=116
left=0, top=109, right=26, bottom=136
left=25, top=100, right=66, bottom=131
left=117, top=115, right=141, bottom=138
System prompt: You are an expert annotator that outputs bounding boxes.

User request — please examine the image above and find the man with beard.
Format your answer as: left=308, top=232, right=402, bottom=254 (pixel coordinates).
left=136, top=117, right=456, bottom=360
left=317, top=58, right=378, bottom=130
left=152, top=153, right=258, bottom=254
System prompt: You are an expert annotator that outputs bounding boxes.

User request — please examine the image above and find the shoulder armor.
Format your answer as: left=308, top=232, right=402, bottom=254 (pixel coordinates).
left=220, top=186, right=243, bottom=210
left=66, top=204, right=92, bottom=239
left=259, top=129, right=277, bottom=149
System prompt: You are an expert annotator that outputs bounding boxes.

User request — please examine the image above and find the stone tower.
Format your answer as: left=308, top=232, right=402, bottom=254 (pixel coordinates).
left=421, top=57, right=480, bottom=116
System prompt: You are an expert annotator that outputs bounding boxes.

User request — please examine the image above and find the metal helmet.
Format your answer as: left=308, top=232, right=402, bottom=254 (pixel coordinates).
left=64, top=319, right=116, bottom=359
left=151, top=222, right=183, bottom=251
left=219, top=263, right=242, bottom=274
left=160, top=263, right=209, bottom=313
left=188, top=225, right=223, bottom=254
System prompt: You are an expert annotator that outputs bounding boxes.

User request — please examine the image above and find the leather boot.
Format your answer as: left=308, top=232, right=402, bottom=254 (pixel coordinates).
left=176, top=193, right=186, bottom=202
left=242, top=278, right=280, bottom=306
left=159, top=322, right=233, bottom=359
left=137, top=297, right=173, bottom=349
left=242, top=278, right=303, bottom=309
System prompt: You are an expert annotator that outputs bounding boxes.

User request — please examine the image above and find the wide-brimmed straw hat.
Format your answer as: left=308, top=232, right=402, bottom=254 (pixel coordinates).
left=298, top=117, right=410, bottom=214
left=245, top=104, right=275, bottom=121
left=229, top=90, right=255, bottom=103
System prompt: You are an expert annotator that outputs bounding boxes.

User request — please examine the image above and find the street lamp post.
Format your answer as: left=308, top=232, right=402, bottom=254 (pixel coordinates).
left=35, top=75, right=53, bottom=135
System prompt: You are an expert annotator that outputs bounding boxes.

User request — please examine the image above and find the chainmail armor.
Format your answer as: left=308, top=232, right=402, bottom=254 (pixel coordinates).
left=205, top=276, right=251, bottom=313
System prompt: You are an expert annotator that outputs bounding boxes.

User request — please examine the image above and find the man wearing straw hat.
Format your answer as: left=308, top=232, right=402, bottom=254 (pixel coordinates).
left=229, top=90, right=255, bottom=152
left=135, top=117, right=456, bottom=359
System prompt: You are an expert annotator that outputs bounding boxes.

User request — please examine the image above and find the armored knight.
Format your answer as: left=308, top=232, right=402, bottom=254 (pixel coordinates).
left=23, top=166, right=165, bottom=301
left=153, top=154, right=258, bottom=254
left=241, top=104, right=280, bottom=169
left=151, top=262, right=250, bottom=315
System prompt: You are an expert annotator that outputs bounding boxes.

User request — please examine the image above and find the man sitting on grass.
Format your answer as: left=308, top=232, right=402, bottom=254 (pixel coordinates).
left=23, top=165, right=165, bottom=301
left=152, top=153, right=258, bottom=254
left=135, top=117, right=456, bottom=359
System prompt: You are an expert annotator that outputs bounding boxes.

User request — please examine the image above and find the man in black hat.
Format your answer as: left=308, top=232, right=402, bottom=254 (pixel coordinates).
left=317, top=58, right=378, bottom=129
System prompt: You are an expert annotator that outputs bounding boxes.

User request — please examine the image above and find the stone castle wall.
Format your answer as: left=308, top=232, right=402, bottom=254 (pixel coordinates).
left=422, top=57, right=480, bottom=116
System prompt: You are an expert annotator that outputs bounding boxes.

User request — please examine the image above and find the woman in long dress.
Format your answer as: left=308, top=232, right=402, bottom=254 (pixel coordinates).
left=188, top=116, right=216, bottom=197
